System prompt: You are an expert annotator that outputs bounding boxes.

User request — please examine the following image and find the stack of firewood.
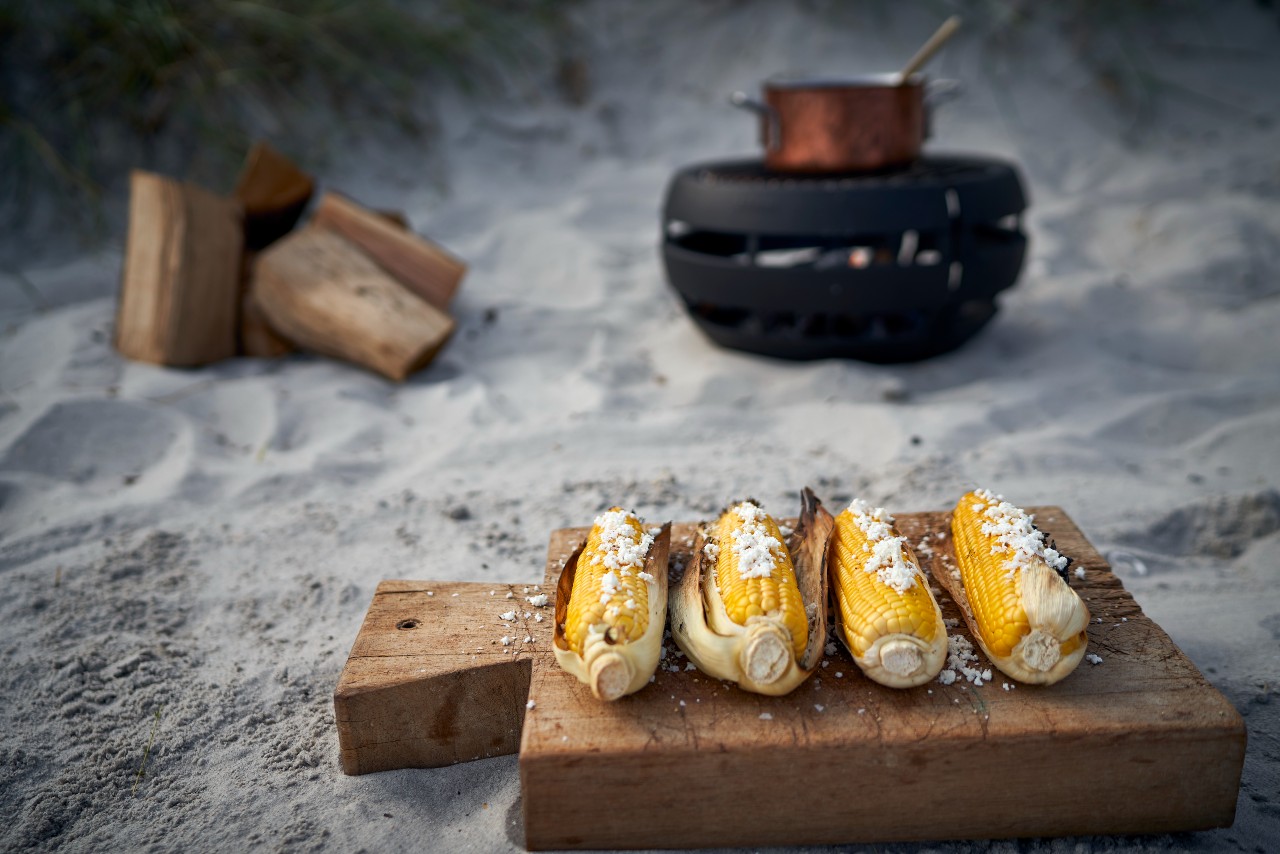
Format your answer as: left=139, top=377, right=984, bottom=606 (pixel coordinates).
left=114, top=142, right=466, bottom=381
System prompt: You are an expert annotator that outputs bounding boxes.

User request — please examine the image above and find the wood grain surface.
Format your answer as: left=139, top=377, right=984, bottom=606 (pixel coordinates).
left=115, top=170, right=243, bottom=367
left=252, top=227, right=455, bottom=381
left=312, top=192, right=466, bottom=310
left=335, top=580, right=553, bottom=775
left=518, top=507, right=1246, bottom=849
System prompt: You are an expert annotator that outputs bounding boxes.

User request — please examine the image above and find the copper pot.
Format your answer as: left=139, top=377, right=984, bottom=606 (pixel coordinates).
left=732, top=74, right=959, bottom=173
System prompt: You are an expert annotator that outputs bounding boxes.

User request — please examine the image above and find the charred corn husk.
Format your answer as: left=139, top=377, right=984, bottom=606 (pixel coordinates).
left=669, top=490, right=830, bottom=696
left=553, top=509, right=670, bottom=700
left=943, top=489, right=1089, bottom=685
left=830, top=500, right=947, bottom=688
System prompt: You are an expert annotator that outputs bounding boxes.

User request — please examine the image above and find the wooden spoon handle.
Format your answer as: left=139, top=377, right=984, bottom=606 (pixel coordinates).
left=899, top=15, right=961, bottom=82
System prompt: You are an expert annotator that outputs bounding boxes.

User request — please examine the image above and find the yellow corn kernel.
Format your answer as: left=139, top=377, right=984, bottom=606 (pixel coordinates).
left=711, top=501, right=807, bottom=659
left=830, top=501, right=947, bottom=688
left=950, top=489, right=1090, bottom=684
left=564, top=508, right=652, bottom=655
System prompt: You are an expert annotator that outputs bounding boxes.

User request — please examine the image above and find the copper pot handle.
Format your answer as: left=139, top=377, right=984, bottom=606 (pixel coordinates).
left=730, top=91, right=782, bottom=152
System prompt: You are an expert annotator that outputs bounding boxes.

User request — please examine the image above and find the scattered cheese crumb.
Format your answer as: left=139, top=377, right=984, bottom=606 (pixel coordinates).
left=527, top=593, right=549, bottom=607
left=937, top=634, right=989, bottom=685
left=1075, top=567, right=1086, bottom=580
left=534, top=613, right=543, bottom=622
left=426, top=591, right=434, bottom=597
left=1086, top=654, right=1103, bottom=665
left=505, top=592, right=513, bottom=599
left=526, top=700, right=535, bottom=710
left=524, top=636, right=533, bottom=643
left=825, top=642, right=838, bottom=656
left=499, top=611, right=516, bottom=621
left=835, top=672, right=843, bottom=678
left=814, top=704, right=825, bottom=712
left=857, top=708, right=866, bottom=715
left=679, top=700, right=686, bottom=707
left=451, top=593, right=459, bottom=597
left=500, top=636, right=511, bottom=646
left=759, top=712, right=773, bottom=721
left=685, top=662, right=697, bottom=671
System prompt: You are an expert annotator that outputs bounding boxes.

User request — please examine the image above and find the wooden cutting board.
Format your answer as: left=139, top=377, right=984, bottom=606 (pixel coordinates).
left=334, top=507, right=1245, bottom=849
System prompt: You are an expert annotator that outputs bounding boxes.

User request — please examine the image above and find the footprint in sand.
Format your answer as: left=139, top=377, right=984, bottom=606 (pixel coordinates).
left=0, top=399, right=185, bottom=486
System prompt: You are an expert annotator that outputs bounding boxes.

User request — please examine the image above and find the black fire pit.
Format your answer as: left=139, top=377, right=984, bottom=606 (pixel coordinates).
left=660, top=154, right=1028, bottom=362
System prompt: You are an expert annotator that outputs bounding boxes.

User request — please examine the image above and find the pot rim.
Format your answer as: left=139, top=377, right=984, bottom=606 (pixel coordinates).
left=764, top=72, right=924, bottom=91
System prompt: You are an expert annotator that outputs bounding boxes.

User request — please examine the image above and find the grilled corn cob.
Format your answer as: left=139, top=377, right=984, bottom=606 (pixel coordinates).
left=669, top=490, right=830, bottom=695
left=941, top=489, right=1089, bottom=685
left=830, top=500, right=947, bottom=688
left=553, top=508, right=670, bottom=700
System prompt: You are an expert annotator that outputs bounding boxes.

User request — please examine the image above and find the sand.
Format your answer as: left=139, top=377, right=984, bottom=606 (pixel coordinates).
left=2, top=2, right=1278, bottom=851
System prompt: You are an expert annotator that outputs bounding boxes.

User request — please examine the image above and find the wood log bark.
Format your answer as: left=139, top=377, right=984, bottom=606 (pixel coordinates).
left=236, top=250, right=295, bottom=358
left=313, top=192, right=465, bottom=310
left=252, top=227, right=454, bottom=381
left=115, top=170, right=243, bottom=367
left=233, top=141, right=315, bottom=250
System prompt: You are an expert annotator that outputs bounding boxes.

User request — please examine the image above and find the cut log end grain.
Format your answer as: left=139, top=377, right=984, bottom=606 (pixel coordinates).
left=115, top=170, right=243, bottom=367
left=252, top=227, right=454, bottom=382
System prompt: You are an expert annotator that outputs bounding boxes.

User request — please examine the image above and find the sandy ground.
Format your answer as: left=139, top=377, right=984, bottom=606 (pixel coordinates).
left=2, top=2, right=1279, bottom=852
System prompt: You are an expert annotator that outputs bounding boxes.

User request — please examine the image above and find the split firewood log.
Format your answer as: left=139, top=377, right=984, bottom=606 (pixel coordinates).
left=313, top=192, right=465, bottom=311
left=251, top=227, right=455, bottom=381
left=115, top=170, right=243, bottom=367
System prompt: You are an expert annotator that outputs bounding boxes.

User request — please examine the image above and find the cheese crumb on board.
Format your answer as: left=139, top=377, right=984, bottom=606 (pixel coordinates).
left=759, top=712, right=773, bottom=721
left=527, top=593, right=549, bottom=607
left=1086, top=653, right=1103, bottom=665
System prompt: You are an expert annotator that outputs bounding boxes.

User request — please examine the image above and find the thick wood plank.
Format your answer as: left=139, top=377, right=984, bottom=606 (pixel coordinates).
left=312, top=192, right=465, bottom=310
left=519, top=508, right=1246, bottom=849
left=115, top=170, right=243, bottom=367
left=334, top=580, right=554, bottom=775
left=251, top=227, right=455, bottom=381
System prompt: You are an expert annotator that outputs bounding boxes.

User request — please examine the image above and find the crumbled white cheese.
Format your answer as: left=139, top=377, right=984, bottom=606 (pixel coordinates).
left=501, top=636, right=511, bottom=646
left=593, top=508, right=655, bottom=571
left=814, top=704, right=825, bottom=713
left=971, top=489, right=1070, bottom=576
left=825, top=642, right=838, bottom=656
left=426, top=591, right=434, bottom=597
left=759, top=712, right=773, bottom=721
left=846, top=499, right=921, bottom=594
left=499, top=611, right=516, bottom=621
left=527, top=593, right=549, bottom=607
left=1086, top=653, right=1103, bottom=665
left=526, top=700, right=535, bottom=710
left=534, top=614, right=544, bottom=623
left=1075, top=567, right=1086, bottom=580
left=937, top=634, right=988, bottom=685
left=728, top=502, right=784, bottom=579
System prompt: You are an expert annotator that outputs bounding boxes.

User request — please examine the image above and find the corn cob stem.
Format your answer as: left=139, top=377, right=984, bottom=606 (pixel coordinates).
left=553, top=511, right=671, bottom=701
left=942, top=490, right=1089, bottom=685
left=669, top=489, right=830, bottom=696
